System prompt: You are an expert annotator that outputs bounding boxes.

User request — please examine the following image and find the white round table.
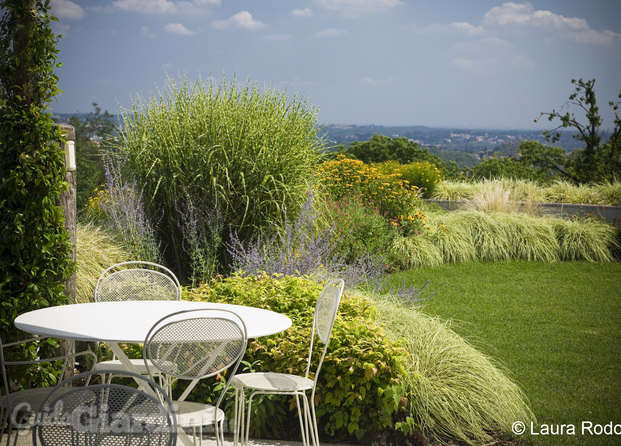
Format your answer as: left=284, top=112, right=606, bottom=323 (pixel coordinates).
left=14, top=300, right=292, bottom=342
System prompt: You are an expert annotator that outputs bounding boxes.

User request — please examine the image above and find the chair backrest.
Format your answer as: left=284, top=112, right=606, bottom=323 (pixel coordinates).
left=1, top=336, right=97, bottom=403
left=305, top=279, right=344, bottom=382
left=95, top=261, right=181, bottom=302
left=143, top=309, right=247, bottom=404
left=33, top=369, right=177, bottom=446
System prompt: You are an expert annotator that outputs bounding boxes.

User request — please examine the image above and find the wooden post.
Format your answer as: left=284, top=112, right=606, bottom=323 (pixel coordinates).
left=59, top=123, right=77, bottom=302
left=58, top=123, right=77, bottom=377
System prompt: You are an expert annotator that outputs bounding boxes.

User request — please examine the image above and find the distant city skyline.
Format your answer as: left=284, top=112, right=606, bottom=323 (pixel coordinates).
left=50, top=0, right=621, bottom=130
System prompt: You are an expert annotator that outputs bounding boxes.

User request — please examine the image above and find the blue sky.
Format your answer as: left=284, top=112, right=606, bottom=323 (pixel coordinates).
left=50, top=0, right=621, bottom=130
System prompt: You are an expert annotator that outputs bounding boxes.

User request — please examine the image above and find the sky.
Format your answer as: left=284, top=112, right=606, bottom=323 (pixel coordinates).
left=49, top=0, right=621, bottom=130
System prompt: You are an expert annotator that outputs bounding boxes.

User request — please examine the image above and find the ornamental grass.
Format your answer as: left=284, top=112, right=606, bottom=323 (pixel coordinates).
left=372, top=295, right=534, bottom=444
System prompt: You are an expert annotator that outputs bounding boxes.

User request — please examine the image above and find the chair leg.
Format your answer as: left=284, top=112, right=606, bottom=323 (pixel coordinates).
left=233, top=386, right=245, bottom=446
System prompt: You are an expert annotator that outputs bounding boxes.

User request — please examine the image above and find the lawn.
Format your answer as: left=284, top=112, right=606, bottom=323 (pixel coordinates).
left=389, top=261, right=621, bottom=446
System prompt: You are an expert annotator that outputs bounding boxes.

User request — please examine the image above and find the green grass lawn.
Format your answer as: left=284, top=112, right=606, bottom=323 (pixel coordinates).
left=389, top=261, right=621, bottom=446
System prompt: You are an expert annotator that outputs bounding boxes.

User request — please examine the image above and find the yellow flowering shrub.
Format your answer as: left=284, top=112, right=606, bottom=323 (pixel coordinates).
left=315, top=155, right=423, bottom=220
left=375, top=160, right=443, bottom=198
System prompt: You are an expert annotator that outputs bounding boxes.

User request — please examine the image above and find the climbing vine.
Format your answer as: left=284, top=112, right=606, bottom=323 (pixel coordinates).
left=0, top=0, right=73, bottom=367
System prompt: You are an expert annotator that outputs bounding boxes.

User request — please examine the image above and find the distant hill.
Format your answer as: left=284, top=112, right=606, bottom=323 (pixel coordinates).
left=318, top=124, right=585, bottom=168
left=319, top=124, right=583, bottom=152
left=52, top=113, right=584, bottom=168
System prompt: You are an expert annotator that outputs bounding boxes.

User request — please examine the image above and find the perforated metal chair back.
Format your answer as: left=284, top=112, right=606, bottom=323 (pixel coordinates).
left=305, top=278, right=344, bottom=380
left=33, top=370, right=177, bottom=446
left=95, top=261, right=181, bottom=302
left=144, top=309, right=247, bottom=382
left=315, top=279, right=344, bottom=344
left=1, top=336, right=98, bottom=445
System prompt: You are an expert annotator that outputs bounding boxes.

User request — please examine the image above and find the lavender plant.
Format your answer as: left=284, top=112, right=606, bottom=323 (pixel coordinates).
left=227, top=190, right=432, bottom=303
left=98, top=157, right=161, bottom=263
left=175, top=195, right=222, bottom=288
left=227, top=191, right=338, bottom=277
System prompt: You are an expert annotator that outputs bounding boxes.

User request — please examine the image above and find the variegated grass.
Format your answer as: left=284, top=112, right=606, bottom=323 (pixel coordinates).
left=75, top=221, right=133, bottom=303
left=390, top=210, right=616, bottom=269
left=433, top=178, right=621, bottom=206
left=114, top=74, right=322, bottom=279
left=371, top=295, right=534, bottom=444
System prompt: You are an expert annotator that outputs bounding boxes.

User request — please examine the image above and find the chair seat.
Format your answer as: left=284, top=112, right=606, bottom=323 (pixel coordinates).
left=0, top=387, right=55, bottom=412
left=231, top=372, right=314, bottom=393
left=174, top=401, right=224, bottom=428
left=94, top=359, right=177, bottom=375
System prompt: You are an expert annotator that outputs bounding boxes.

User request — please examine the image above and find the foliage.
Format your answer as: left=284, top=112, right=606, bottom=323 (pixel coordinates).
left=69, top=102, right=116, bottom=209
left=372, top=295, right=534, bottom=445
left=87, top=157, right=161, bottom=263
left=534, top=78, right=621, bottom=184
left=471, top=155, right=547, bottom=183
left=185, top=274, right=409, bottom=442
left=315, top=155, right=423, bottom=220
left=326, top=197, right=396, bottom=265
left=345, top=134, right=446, bottom=168
left=0, top=0, right=73, bottom=375
left=75, top=221, right=133, bottom=303
left=375, top=160, right=443, bottom=198
left=113, top=74, right=322, bottom=281
left=388, top=210, right=617, bottom=269
left=431, top=178, right=621, bottom=206
left=227, top=191, right=340, bottom=279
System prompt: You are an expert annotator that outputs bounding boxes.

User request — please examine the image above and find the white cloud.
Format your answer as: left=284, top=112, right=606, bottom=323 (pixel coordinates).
left=449, top=36, right=534, bottom=74
left=292, top=8, right=314, bottom=17
left=50, top=0, right=85, bottom=19
left=141, top=26, right=156, bottom=38
left=315, top=28, right=347, bottom=38
left=164, top=23, right=196, bottom=36
left=483, top=2, right=621, bottom=46
left=413, top=21, right=486, bottom=36
left=111, top=0, right=216, bottom=15
left=313, top=0, right=401, bottom=17
left=210, top=11, right=266, bottom=30
left=359, top=76, right=394, bottom=86
left=263, top=34, right=293, bottom=41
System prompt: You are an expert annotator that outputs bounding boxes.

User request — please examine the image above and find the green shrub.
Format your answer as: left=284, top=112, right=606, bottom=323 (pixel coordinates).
left=327, top=198, right=397, bottom=264
left=114, top=75, right=322, bottom=281
left=376, top=160, right=443, bottom=198
left=552, top=216, right=618, bottom=262
left=185, top=274, right=408, bottom=442
left=372, top=295, right=534, bottom=444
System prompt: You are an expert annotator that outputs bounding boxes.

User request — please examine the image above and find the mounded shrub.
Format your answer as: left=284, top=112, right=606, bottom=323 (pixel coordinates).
left=185, top=274, right=408, bottom=442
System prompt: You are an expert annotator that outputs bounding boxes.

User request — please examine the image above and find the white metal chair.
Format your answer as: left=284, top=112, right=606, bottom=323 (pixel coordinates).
left=143, top=309, right=247, bottom=446
left=93, top=261, right=182, bottom=390
left=231, top=278, right=344, bottom=446
left=32, top=369, right=177, bottom=446
left=94, top=261, right=182, bottom=303
left=0, top=336, right=97, bottom=446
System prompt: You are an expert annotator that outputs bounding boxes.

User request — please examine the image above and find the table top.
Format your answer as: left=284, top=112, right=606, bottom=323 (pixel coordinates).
left=14, top=301, right=292, bottom=342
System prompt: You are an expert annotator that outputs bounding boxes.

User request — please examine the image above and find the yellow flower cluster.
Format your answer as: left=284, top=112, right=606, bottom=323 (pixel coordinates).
left=315, top=155, right=423, bottom=220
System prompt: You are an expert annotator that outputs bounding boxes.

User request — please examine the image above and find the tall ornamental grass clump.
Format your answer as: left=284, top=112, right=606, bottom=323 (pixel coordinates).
left=114, top=75, right=322, bottom=281
left=372, top=296, right=534, bottom=444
